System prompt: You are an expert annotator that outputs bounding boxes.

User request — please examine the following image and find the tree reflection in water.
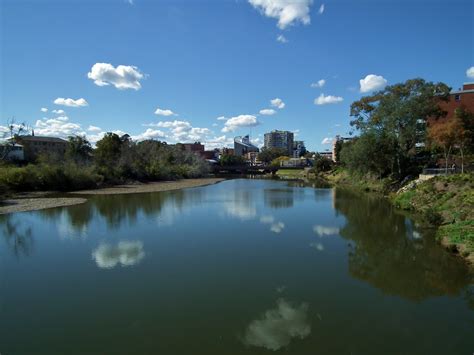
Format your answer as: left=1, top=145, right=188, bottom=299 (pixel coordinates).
left=0, top=214, right=33, bottom=258
left=333, top=188, right=473, bottom=301
left=38, top=188, right=204, bottom=232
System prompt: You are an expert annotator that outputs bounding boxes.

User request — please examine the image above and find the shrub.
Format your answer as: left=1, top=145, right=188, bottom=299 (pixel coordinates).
left=424, top=208, right=443, bottom=226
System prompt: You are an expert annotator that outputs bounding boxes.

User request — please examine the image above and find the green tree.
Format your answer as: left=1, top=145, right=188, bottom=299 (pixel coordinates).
left=340, top=132, right=395, bottom=178
left=94, top=133, right=125, bottom=178
left=66, top=135, right=92, bottom=164
left=220, top=154, right=245, bottom=166
left=350, top=78, right=450, bottom=178
left=258, top=147, right=288, bottom=163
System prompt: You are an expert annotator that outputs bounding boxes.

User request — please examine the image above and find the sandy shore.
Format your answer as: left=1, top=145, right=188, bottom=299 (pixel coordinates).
left=0, top=178, right=224, bottom=215
left=69, top=178, right=224, bottom=195
left=0, top=197, right=88, bottom=215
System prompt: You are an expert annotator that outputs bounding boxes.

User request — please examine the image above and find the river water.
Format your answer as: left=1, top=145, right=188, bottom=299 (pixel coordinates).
left=1, top=179, right=473, bottom=354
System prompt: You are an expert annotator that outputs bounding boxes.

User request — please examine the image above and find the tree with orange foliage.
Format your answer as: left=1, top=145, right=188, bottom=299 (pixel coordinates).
left=428, top=109, right=473, bottom=173
left=454, top=107, right=474, bottom=173
left=428, top=118, right=457, bottom=173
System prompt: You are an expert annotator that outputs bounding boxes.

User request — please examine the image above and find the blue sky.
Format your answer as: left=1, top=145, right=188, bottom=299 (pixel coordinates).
left=1, top=0, right=473, bottom=151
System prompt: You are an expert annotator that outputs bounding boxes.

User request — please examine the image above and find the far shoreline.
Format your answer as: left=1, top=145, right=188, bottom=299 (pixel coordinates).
left=0, top=178, right=225, bottom=215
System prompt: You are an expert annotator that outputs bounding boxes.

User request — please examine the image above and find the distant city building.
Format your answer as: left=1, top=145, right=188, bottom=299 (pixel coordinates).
left=0, top=143, right=24, bottom=161
left=245, top=151, right=259, bottom=165
left=202, top=150, right=219, bottom=160
left=292, top=141, right=306, bottom=158
left=180, top=142, right=205, bottom=154
left=15, top=134, right=68, bottom=162
left=264, top=130, right=294, bottom=155
left=436, top=82, right=474, bottom=121
left=234, top=135, right=259, bottom=156
left=318, top=151, right=333, bottom=160
left=280, top=157, right=309, bottom=168
left=220, top=147, right=234, bottom=157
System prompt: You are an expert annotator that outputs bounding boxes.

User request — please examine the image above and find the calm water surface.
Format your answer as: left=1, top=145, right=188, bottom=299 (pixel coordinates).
left=1, top=179, right=473, bottom=354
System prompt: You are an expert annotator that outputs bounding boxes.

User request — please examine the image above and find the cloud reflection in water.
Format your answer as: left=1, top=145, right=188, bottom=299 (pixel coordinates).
left=92, top=241, right=145, bottom=269
left=313, top=225, right=339, bottom=237
left=243, top=298, right=311, bottom=351
left=260, top=215, right=285, bottom=233
left=310, top=242, right=325, bottom=251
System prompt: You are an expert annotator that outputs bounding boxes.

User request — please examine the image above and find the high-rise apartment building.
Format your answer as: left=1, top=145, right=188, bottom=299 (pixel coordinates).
left=264, top=130, right=294, bottom=155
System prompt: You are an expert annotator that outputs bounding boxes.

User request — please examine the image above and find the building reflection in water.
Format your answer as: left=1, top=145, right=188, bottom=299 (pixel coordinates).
left=224, top=189, right=256, bottom=221
left=264, top=188, right=299, bottom=209
left=243, top=298, right=311, bottom=351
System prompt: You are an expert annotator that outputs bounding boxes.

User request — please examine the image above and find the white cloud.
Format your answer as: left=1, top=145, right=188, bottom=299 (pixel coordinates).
left=310, top=79, right=325, bottom=88
left=466, top=66, right=474, bottom=79
left=248, top=0, right=314, bottom=29
left=54, top=97, right=88, bottom=107
left=154, top=108, right=176, bottom=116
left=131, top=128, right=166, bottom=142
left=359, top=74, right=387, bottom=93
left=52, top=109, right=65, bottom=115
left=243, top=298, right=311, bottom=351
left=313, top=225, right=339, bottom=237
left=270, top=98, right=285, bottom=109
left=259, top=108, right=277, bottom=115
left=222, top=115, right=259, bottom=133
left=34, top=116, right=84, bottom=137
left=314, top=94, right=343, bottom=105
left=321, top=137, right=332, bottom=144
left=87, top=125, right=102, bottom=132
left=92, top=241, right=145, bottom=269
left=40, top=107, right=48, bottom=113
left=216, top=116, right=227, bottom=121
left=146, top=120, right=212, bottom=142
left=203, top=135, right=234, bottom=149
left=318, top=3, right=324, bottom=14
left=87, top=63, right=144, bottom=90
left=277, top=34, right=288, bottom=43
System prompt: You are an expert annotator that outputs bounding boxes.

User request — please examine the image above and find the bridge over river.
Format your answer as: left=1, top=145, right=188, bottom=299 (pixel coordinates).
left=211, top=164, right=305, bottom=175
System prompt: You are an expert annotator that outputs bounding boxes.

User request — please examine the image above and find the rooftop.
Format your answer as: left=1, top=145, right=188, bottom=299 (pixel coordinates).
left=17, top=135, right=68, bottom=143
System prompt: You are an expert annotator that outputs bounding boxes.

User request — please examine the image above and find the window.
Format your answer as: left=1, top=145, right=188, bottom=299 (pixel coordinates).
left=455, top=94, right=461, bottom=102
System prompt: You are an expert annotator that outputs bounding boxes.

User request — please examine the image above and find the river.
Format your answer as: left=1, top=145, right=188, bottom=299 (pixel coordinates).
left=1, top=178, right=473, bottom=354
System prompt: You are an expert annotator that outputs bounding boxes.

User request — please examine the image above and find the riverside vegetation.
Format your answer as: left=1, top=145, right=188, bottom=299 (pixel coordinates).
left=270, top=78, right=474, bottom=264
left=0, top=133, right=210, bottom=195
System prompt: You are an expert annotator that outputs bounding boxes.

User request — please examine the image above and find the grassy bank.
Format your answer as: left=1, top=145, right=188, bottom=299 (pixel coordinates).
left=308, top=168, right=474, bottom=265
left=275, top=169, right=306, bottom=180
left=317, top=167, right=396, bottom=194
left=392, top=174, right=474, bottom=263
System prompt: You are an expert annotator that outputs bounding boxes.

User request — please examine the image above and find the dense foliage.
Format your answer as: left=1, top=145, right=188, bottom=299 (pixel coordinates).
left=258, top=147, right=288, bottom=163
left=0, top=133, right=210, bottom=193
left=341, top=78, right=452, bottom=178
left=219, top=154, right=245, bottom=166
